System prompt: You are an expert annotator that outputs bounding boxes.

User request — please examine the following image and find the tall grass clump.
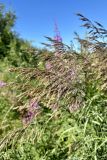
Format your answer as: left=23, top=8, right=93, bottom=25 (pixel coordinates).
left=0, top=14, right=107, bottom=159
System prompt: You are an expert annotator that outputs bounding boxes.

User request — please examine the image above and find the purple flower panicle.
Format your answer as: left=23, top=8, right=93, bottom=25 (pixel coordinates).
left=45, top=62, right=52, bottom=70
left=30, top=100, right=39, bottom=109
left=22, top=99, right=40, bottom=125
left=0, top=81, right=6, bottom=88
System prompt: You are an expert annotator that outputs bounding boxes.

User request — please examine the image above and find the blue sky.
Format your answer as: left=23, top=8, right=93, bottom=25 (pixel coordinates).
left=1, top=0, right=107, bottom=47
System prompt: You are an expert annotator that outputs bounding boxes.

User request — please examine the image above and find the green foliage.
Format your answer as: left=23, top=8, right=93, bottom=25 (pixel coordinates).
left=0, top=4, right=16, bottom=58
left=0, top=3, right=46, bottom=67
left=1, top=49, right=107, bottom=159
left=0, top=92, right=107, bottom=159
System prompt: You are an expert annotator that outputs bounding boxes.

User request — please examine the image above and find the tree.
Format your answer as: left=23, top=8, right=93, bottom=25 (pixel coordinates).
left=0, top=3, right=16, bottom=58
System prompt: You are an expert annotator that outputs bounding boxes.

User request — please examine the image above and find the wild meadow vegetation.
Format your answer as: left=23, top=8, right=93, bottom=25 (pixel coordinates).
left=0, top=4, right=107, bottom=160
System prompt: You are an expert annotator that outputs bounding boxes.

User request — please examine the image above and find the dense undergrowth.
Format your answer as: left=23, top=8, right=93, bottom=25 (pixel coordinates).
left=0, top=51, right=107, bottom=160
left=0, top=4, right=107, bottom=160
